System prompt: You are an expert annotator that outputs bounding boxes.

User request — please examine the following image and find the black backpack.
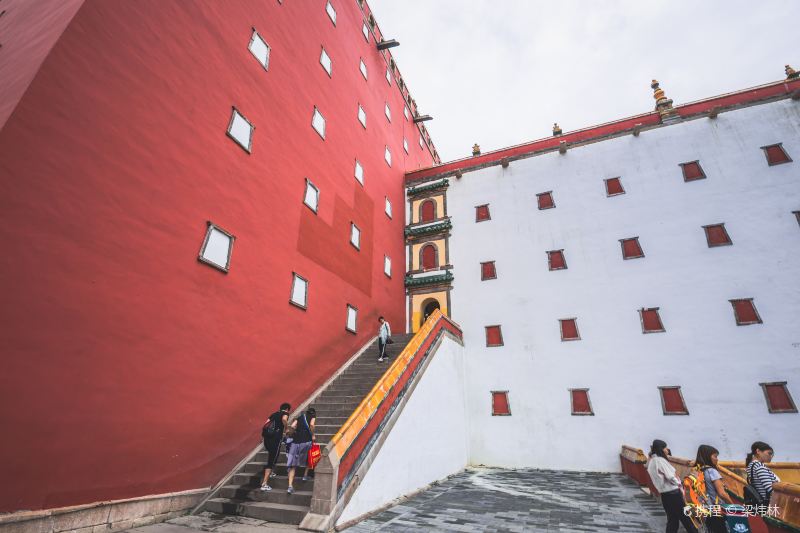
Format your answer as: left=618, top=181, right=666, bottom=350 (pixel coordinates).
left=743, top=463, right=767, bottom=506
left=262, top=413, right=281, bottom=438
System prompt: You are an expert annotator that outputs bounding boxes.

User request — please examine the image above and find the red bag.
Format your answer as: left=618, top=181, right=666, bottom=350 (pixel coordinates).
left=307, top=443, right=321, bottom=469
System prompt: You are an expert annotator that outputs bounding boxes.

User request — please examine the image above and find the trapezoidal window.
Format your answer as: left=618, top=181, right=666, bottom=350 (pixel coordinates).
left=420, top=199, right=436, bottom=223
left=620, top=237, right=644, bottom=259
left=547, top=250, right=567, bottom=270
left=303, top=178, right=319, bottom=213
left=762, top=144, right=792, bottom=166
left=354, top=160, right=364, bottom=185
left=384, top=146, right=392, bottom=167
left=537, top=191, right=555, bottom=210
left=481, top=261, right=496, bottom=280
left=385, top=67, right=392, bottom=85
left=346, top=304, right=358, bottom=333
left=491, top=391, right=511, bottom=416
left=361, top=22, right=369, bottom=41
left=227, top=107, right=254, bottom=153
left=605, top=177, right=625, bottom=196
left=703, top=223, right=732, bottom=247
left=384, top=255, right=391, bottom=277
left=198, top=222, right=235, bottom=273
left=385, top=103, right=391, bottom=122
left=350, top=223, right=361, bottom=250
left=289, top=273, right=308, bottom=309
left=403, top=138, right=409, bottom=153
left=358, top=104, right=367, bottom=128
left=559, top=318, right=580, bottom=341
left=248, top=29, right=271, bottom=70
left=319, top=47, right=332, bottom=76
left=385, top=197, right=392, bottom=218
left=325, top=0, right=336, bottom=25
left=312, top=107, right=326, bottom=139
left=475, top=204, right=491, bottom=222
left=359, top=58, right=368, bottom=79
left=570, top=389, right=593, bottom=415
left=640, top=307, right=665, bottom=333
left=419, top=135, right=424, bottom=148
left=420, top=244, right=438, bottom=270
left=760, top=382, right=797, bottom=413
left=680, top=161, right=705, bottom=182
left=659, top=386, right=689, bottom=415
left=485, top=325, right=504, bottom=347
left=730, top=298, right=762, bottom=326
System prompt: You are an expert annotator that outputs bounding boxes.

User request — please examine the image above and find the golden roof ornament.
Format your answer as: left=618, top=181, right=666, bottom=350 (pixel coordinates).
left=651, top=79, right=677, bottom=120
left=786, top=64, right=799, bottom=80
left=472, top=143, right=481, bottom=156
left=552, top=123, right=562, bottom=136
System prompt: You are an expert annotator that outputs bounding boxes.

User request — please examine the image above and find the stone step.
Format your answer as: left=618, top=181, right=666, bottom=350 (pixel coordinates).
left=204, top=498, right=308, bottom=524
left=314, top=395, right=368, bottom=404
left=232, top=472, right=315, bottom=490
left=218, top=485, right=312, bottom=506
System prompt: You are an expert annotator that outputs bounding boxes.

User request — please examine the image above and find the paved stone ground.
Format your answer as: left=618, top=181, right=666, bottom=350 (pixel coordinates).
left=128, top=468, right=667, bottom=533
left=344, top=468, right=667, bottom=532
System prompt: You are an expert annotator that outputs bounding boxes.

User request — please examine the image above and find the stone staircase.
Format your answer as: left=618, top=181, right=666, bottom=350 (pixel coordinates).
left=201, top=333, right=415, bottom=525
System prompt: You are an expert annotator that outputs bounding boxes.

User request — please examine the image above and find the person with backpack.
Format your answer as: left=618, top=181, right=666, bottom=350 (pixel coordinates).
left=260, top=402, right=290, bottom=492
left=377, top=316, right=392, bottom=362
left=745, top=441, right=780, bottom=504
left=646, top=440, right=697, bottom=533
left=286, top=407, right=316, bottom=495
left=693, top=444, right=734, bottom=533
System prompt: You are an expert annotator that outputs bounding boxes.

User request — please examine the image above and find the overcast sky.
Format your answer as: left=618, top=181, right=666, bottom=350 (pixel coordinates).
left=369, top=1, right=800, bottom=163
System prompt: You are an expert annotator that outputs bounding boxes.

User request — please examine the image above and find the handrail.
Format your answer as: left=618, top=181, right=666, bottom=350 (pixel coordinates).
left=327, top=308, right=459, bottom=465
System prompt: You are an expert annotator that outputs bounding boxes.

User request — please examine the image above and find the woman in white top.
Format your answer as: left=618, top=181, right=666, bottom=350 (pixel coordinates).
left=646, top=439, right=698, bottom=533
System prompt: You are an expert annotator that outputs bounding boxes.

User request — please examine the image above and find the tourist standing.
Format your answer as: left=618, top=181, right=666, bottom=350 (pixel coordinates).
left=694, top=444, right=734, bottom=533
left=646, top=440, right=698, bottom=533
left=260, top=402, right=290, bottom=492
left=746, top=441, right=780, bottom=503
left=286, top=407, right=316, bottom=494
left=377, top=316, right=392, bottom=362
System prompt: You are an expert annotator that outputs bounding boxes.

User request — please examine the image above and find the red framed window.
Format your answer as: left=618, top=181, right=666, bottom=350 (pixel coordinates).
left=559, top=318, right=580, bottom=341
left=640, top=308, right=665, bottom=333
left=481, top=261, right=497, bottom=280
left=475, top=204, right=491, bottom=222
left=620, top=237, right=644, bottom=259
left=420, top=244, right=438, bottom=270
left=605, top=177, right=625, bottom=196
left=730, top=298, right=762, bottom=325
left=485, top=325, right=503, bottom=347
left=703, top=223, right=732, bottom=247
left=762, top=144, right=792, bottom=166
left=491, top=391, right=511, bottom=416
left=680, top=161, right=706, bottom=182
left=537, top=191, right=555, bottom=210
left=570, top=389, right=593, bottom=415
left=547, top=249, right=567, bottom=270
left=420, top=199, right=436, bottom=222
left=760, top=382, right=797, bottom=413
left=659, top=387, right=689, bottom=415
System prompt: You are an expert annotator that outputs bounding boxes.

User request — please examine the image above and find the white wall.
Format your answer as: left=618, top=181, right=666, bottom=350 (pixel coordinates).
left=445, top=99, right=800, bottom=471
left=337, top=335, right=468, bottom=526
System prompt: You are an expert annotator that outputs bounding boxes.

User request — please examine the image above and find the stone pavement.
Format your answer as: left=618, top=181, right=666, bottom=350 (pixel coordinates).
left=128, top=468, right=668, bottom=533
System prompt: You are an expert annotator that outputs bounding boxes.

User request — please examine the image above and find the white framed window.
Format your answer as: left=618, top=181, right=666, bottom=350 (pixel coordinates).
left=290, top=273, right=308, bottom=309
left=385, top=197, right=392, bottom=218
left=325, top=0, right=336, bottom=25
left=319, top=47, right=332, bottom=76
left=384, top=103, right=391, bottom=122
left=346, top=304, right=358, bottom=333
left=354, top=160, right=364, bottom=185
left=227, top=107, right=254, bottom=153
left=384, top=146, right=392, bottom=167
left=404, top=107, right=410, bottom=120
left=350, top=222, right=361, bottom=249
left=198, top=222, right=235, bottom=273
left=385, top=67, right=391, bottom=85
left=359, top=58, right=368, bottom=79
left=362, top=22, right=369, bottom=41
left=312, top=107, right=326, bottom=139
left=248, top=29, right=271, bottom=70
left=419, top=135, right=424, bottom=148
left=303, top=178, right=319, bottom=213
left=403, top=138, right=409, bottom=153
left=384, top=256, right=392, bottom=277
left=358, top=104, right=366, bottom=128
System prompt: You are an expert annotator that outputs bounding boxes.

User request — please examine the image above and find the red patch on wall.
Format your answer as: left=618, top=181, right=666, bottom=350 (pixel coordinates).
left=641, top=308, right=665, bottom=332
left=420, top=199, right=436, bottom=222
left=560, top=318, right=580, bottom=340
left=605, top=177, right=625, bottom=196
left=485, top=325, right=503, bottom=346
left=680, top=161, right=705, bottom=182
left=492, top=392, right=510, bottom=415
left=537, top=192, right=555, bottom=209
left=731, top=299, right=761, bottom=325
left=480, top=261, right=496, bottom=280
left=621, top=238, right=644, bottom=259
left=475, top=204, right=491, bottom=222
left=571, top=390, right=592, bottom=414
left=764, top=384, right=795, bottom=412
left=420, top=244, right=437, bottom=270
left=660, top=387, right=688, bottom=414
left=764, top=144, right=791, bottom=165
left=548, top=250, right=567, bottom=270
left=704, top=224, right=732, bottom=247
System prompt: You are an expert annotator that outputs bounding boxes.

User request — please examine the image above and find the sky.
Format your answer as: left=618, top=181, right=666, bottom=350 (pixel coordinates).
left=369, top=1, right=800, bottom=163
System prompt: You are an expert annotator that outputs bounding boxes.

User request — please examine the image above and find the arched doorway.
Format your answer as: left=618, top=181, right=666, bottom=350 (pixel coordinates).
left=422, top=299, right=441, bottom=325
left=420, top=243, right=438, bottom=270
left=419, top=199, right=436, bottom=223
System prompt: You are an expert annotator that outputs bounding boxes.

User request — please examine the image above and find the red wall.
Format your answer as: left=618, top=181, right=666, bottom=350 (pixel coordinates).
left=0, top=0, right=434, bottom=512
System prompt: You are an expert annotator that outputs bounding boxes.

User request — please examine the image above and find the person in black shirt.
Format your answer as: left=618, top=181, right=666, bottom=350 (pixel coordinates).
left=260, top=402, right=290, bottom=492
left=286, top=407, right=316, bottom=494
